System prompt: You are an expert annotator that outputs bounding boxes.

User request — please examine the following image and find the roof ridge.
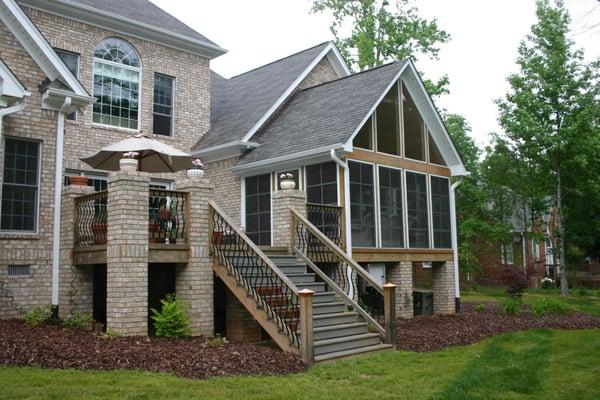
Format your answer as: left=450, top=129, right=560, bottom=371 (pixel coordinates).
left=297, top=60, right=406, bottom=93
left=227, top=41, right=332, bottom=80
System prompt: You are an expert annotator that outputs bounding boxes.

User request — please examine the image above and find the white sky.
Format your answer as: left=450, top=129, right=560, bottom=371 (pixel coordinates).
left=152, top=0, right=600, bottom=149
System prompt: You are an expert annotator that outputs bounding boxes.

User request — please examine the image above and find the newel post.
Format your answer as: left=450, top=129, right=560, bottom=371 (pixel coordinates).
left=299, top=288, right=314, bottom=364
left=383, top=283, right=397, bottom=345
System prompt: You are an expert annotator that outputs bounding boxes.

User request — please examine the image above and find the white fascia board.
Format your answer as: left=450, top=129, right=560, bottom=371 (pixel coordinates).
left=19, top=0, right=227, bottom=59
left=1, top=0, right=91, bottom=98
left=0, top=59, right=30, bottom=98
left=327, top=44, right=351, bottom=76
left=232, top=144, right=345, bottom=177
left=191, top=141, right=259, bottom=163
left=240, top=42, right=338, bottom=143
left=42, top=87, right=95, bottom=111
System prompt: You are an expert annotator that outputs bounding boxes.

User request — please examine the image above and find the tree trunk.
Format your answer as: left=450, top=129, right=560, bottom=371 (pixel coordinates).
left=557, top=170, right=569, bottom=297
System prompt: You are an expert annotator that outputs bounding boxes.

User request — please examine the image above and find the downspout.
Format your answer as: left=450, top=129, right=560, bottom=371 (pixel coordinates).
left=0, top=98, right=28, bottom=135
left=51, top=96, right=71, bottom=320
left=330, top=149, right=352, bottom=257
left=450, top=178, right=462, bottom=313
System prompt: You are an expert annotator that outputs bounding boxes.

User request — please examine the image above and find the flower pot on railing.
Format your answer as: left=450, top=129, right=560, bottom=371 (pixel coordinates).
left=187, top=168, right=204, bottom=178
left=119, top=158, right=138, bottom=172
left=91, top=223, right=107, bottom=245
left=279, top=173, right=296, bottom=190
left=212, top=231, right=224, bottom=244
left=69, top=176, right=89, bottom=186
left=148, top=222, right=160, bottom=243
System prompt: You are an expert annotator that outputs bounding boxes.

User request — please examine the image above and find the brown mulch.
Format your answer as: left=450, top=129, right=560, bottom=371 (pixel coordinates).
left=396, top=302, right=600, bottom=352
left=0, top=320, right=306, bottom=379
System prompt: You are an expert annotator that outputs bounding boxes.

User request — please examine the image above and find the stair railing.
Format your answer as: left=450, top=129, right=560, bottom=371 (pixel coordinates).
left=291, top=208, right=388, bottom=340
left=208, top=200, right=301, bottom=349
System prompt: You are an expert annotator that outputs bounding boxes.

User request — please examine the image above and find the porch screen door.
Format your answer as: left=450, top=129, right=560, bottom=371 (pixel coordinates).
left=245, top=174, right=271, bottom=246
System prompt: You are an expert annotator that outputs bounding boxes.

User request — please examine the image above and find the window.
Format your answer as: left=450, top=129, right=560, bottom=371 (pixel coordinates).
left=403, top=84, right=426, bottom=161
left=55, top=49, right=79, bottom=121
left=501, top=243, right=514, bottom=265
left=379, top=167, right=404, bottom=248
left=276, top=170, right=300, bottom=191
left=533, top=240, right=540, bottom=259
left=306, top=162, right=337, bottom=205
left=349, top=161, right=376, bottom=247
left=353, top=117, right=373, bottom=150
left=1, top=138, right=40, bottom=232
left=153, top=74, right=174, bottom=136
left=428, top=132, right=446, bottom=165
left=376, top=84, right=401, bottom=156
left=406, top=171, right=429, bottom=248
left=245, top=174, right=271, bottom=246
left=431, top=176, right=451, bottom=248
left=92, top=38, right=141, bottom=129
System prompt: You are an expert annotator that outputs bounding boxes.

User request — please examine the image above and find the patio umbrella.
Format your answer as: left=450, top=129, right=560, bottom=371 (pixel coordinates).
left=81, top=134, right=192, bottom=173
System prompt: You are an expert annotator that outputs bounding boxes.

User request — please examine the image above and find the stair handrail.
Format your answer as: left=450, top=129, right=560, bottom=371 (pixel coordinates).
left=291, top=208, right=387, bottom=337
left=208, top=200, right=301, bottom=348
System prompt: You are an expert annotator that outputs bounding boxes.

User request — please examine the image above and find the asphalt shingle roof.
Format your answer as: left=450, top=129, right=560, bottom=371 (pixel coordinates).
left=69, top=0, right=219, bottom=46
left=238, top=61, right=407, bottom=166
left=194, top=42, right=331, bottom=150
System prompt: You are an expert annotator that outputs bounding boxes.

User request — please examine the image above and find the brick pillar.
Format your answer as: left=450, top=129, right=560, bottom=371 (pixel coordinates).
left=432, top=261, right=456, bottom=315
left=225, top=289, right=262, bottom=342
left=174, top=176, right=214, bottom=336
left=385, top=262, right=413, bottom=319
left=59, top=184, right=95, bottom=319
left=271, top=189, right=306, bottom=250
left=106, top=171, right=150, bottom=336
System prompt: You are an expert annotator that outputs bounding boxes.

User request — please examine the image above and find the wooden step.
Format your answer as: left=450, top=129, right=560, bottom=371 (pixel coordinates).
left=313, top=302, right=347, bottom=315
left=295, top=282, right=326, bottom=292
left=314, top=344, right=394, bottom=363
left=286, top=273, right=317, bottom=284
left=299, top=322, right=369, bottom=341
left=314, top=333, right=382, bottom=356
left=313, top=312, right=359, bottom=327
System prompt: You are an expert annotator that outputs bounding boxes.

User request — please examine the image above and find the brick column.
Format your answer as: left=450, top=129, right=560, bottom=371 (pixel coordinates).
left=272, top=189, right=306, bottom=250
left=174, top=176, right=214, bottom=336
left=432, top=261, right=456, bottom=315
left=225, top=289, right=262, bottom=342
left=59, top=184, right=95, bottom=319
left=106, top=171, right=150, bottom=336
left=385, top=262, right=413, bottom=319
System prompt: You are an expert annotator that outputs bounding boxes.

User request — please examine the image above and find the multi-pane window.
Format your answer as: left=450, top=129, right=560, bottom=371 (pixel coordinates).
left=376, top=84, right=401, bottom=156
left=1, top=138, right=40, bottom=231
left=64, top=173, right=107, bottom=192
left=428, top=132, right=446, bottom=165
left=306, top=162, right=337, bottom=205
left=92, top=38, right=141, bottom=129
left=431, top=176, right=451, bottom=248
left=153, top=74, right=174, bottom=136
left=501, top=243, right=514, bottom=265
left=245, top=174, right=271, bottom=246
left=406, top=171, right=429, bottom=248
left=353, top=117, right=373, bottom=150
left=55, top=49, right=79, bottom=121
left=349, top=161, right=376, bottom=247
left=403, top=84, right=426, bottom=161
left=379, top=167, right=404, bottom=248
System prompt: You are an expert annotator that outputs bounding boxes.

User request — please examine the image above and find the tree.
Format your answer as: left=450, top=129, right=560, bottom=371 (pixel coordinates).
left=496, top=0, right=599, bottom=296
left=311, top=0, right=450, bottom=96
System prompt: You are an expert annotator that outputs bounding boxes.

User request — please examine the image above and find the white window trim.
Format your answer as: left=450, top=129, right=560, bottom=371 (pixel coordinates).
left=302, top=162, right=340, bottom=206
left=429, top=173, right=452, bottom=250
left=347, top=159, right=377, bottom=248
left=404, top=169, right=431, bottom=250
left=242, top=173, right=273, bottom=246
left=55, top=48, right=81, bottom=122
left=152, top=73, right=176, bottom=138
left=377, top=164, right=406, bottom=249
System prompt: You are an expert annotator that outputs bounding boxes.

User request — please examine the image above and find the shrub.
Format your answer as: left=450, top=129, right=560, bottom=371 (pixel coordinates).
left=63, top=314, right=94, bottom=330
left=575, top=288, right=589, bottom=296
left=502, top=297, right=522, bottom=316
left=540, top=277, right=555, bottom=290
left=529, top=297, right=570, bottom=316
left=22, top=306, right=52, bottom=327
left=474, top=303, right=486, bottom=313
left=502, top=265, right=530, bottom=298
left=150, top=294, right=192, bottom=337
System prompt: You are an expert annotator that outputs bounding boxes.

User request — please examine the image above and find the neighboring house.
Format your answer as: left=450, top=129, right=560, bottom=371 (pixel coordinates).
left=0, top=0, right=467, bottom=362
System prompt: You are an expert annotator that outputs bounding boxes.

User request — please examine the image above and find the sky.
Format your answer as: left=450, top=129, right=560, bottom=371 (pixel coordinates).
left=151, top=0, right=600, bottom=149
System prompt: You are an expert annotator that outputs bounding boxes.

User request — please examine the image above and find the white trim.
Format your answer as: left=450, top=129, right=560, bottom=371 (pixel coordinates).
left=429, top=173, right=452, bottom=250
left=343, top=165, right=352, bottom=257
left=326, top=45, right=351, bottom=76
left=404, top=169, right=430, bottom=249
left=240, top=42, right=347, bottom=143
left=240, top=177, right=246, bottom=230
left=0, top=58, right=30, bottom=98
left=346, top=159, right=377, bottom=249
left=152, top=72, right=175, bottom=137
left=377, top=164, right=406, bottom=249
left=191, top=141, right=259, bottom=163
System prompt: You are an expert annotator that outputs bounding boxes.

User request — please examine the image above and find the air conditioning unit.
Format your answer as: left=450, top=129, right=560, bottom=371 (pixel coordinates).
left=367, top=263, right=385, bottom=286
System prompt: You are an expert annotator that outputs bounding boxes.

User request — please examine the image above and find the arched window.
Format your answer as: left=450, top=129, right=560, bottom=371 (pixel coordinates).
left=92, top=38, right=141, bottom=129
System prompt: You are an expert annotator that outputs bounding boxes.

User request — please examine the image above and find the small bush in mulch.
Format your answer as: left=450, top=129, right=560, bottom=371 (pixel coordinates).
left=0, top=320, right=306, bottom=380
left=396, top=302, right=600, bottom=352
left=529, top=297, right=570, bottom=316
left=502, top=297, right=522, bottom=315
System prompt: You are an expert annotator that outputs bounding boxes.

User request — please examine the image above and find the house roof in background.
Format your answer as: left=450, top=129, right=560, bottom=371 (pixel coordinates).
left=237, top=61, right=408, bottom=166
left=0, top=57, right=30, bottom=99
left=194, top=42, right=342, bottom=151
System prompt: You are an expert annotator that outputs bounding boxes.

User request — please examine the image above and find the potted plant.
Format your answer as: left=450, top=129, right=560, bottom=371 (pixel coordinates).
left=91, top=209, right=107, bottom=245
left=280, top=173, right=296, bottom=190
left=187, top=158, right=205, bottom=178
left=120, top=151, right=139, bottom=172
left=69, top=175, right=89, bottom=186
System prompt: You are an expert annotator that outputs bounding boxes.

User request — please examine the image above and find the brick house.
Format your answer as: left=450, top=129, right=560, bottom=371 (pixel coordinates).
left=0, top=0, right=467, bottom=362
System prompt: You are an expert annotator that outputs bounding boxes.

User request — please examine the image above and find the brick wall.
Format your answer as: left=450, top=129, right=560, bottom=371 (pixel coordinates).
left=203, top=157, right=241, bottom=226
left=385, top=262, right=413, bottom=318
left=298, top=57, right=340, bottom=90
left=225, top=289, right=262, bottom=342
left=432, top=261, right=455, bottom=315
left=272, top=189, right=306, bottom=249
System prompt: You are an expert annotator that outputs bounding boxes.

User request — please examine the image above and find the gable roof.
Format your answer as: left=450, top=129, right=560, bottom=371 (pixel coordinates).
left=0, top=57, right=30, bottom=100
left=18, top=0, right=226, bottom=58
left=193, top=42, right=349, bottom=154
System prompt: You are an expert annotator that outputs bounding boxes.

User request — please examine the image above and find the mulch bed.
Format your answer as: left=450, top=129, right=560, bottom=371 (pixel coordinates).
left=0, top=320, right=306, bottom=379
left=396, top=302, right=600, bottom=352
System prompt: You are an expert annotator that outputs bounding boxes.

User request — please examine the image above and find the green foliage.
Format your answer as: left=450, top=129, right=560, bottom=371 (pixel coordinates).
left=63, top=314, right=94, bottom=330
left=474, top=304, right=486, bottom=313
left=207, top=335, right=228, bottom=347
left=502, top=297, right=522, bottom=316
left=529, top=297, right=571, bottom=316
left=150, top=294, right=192, bottom=338
left=22, top=306, right=52, bottom=327
left=311, top=0, right=450, bottom=95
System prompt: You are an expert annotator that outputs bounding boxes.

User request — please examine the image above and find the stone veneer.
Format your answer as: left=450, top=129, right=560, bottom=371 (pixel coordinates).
left=432, top=261, right=456, bottom=315
left=385, top=262, right=414, bottom=319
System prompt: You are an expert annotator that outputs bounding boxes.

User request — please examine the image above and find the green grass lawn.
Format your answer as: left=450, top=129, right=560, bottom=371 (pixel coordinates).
left=462, top=287, right=600, bottom=316
left=1, top=328, right=599, bottom=400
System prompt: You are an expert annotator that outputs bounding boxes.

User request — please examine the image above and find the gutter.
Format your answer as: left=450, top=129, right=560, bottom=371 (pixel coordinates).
left=50, top=96, right=70, bottom=319
left=0, top=97, right=27, bottom=135
left=450, top=178, right=463, bottom=313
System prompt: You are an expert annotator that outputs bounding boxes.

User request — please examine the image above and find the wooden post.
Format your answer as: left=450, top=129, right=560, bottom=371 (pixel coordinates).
left=383, top=283, right=397, bottom=346
left=299, top=288, right=314, bottom=364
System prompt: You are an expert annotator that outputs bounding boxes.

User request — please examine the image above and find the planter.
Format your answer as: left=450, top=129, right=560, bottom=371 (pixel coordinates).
left=280, top=178, right=296, bottom=190
left=91, top=223, right=107, bottom=245
left=158, top=209, right=172, bottom=221
left=187, top=168, right=205, bottom=178
left=69, top=176, right=89, bottom=186
left=119, top=158, right=138, bottom=172
left=212, top=231, right=224, bottom=245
